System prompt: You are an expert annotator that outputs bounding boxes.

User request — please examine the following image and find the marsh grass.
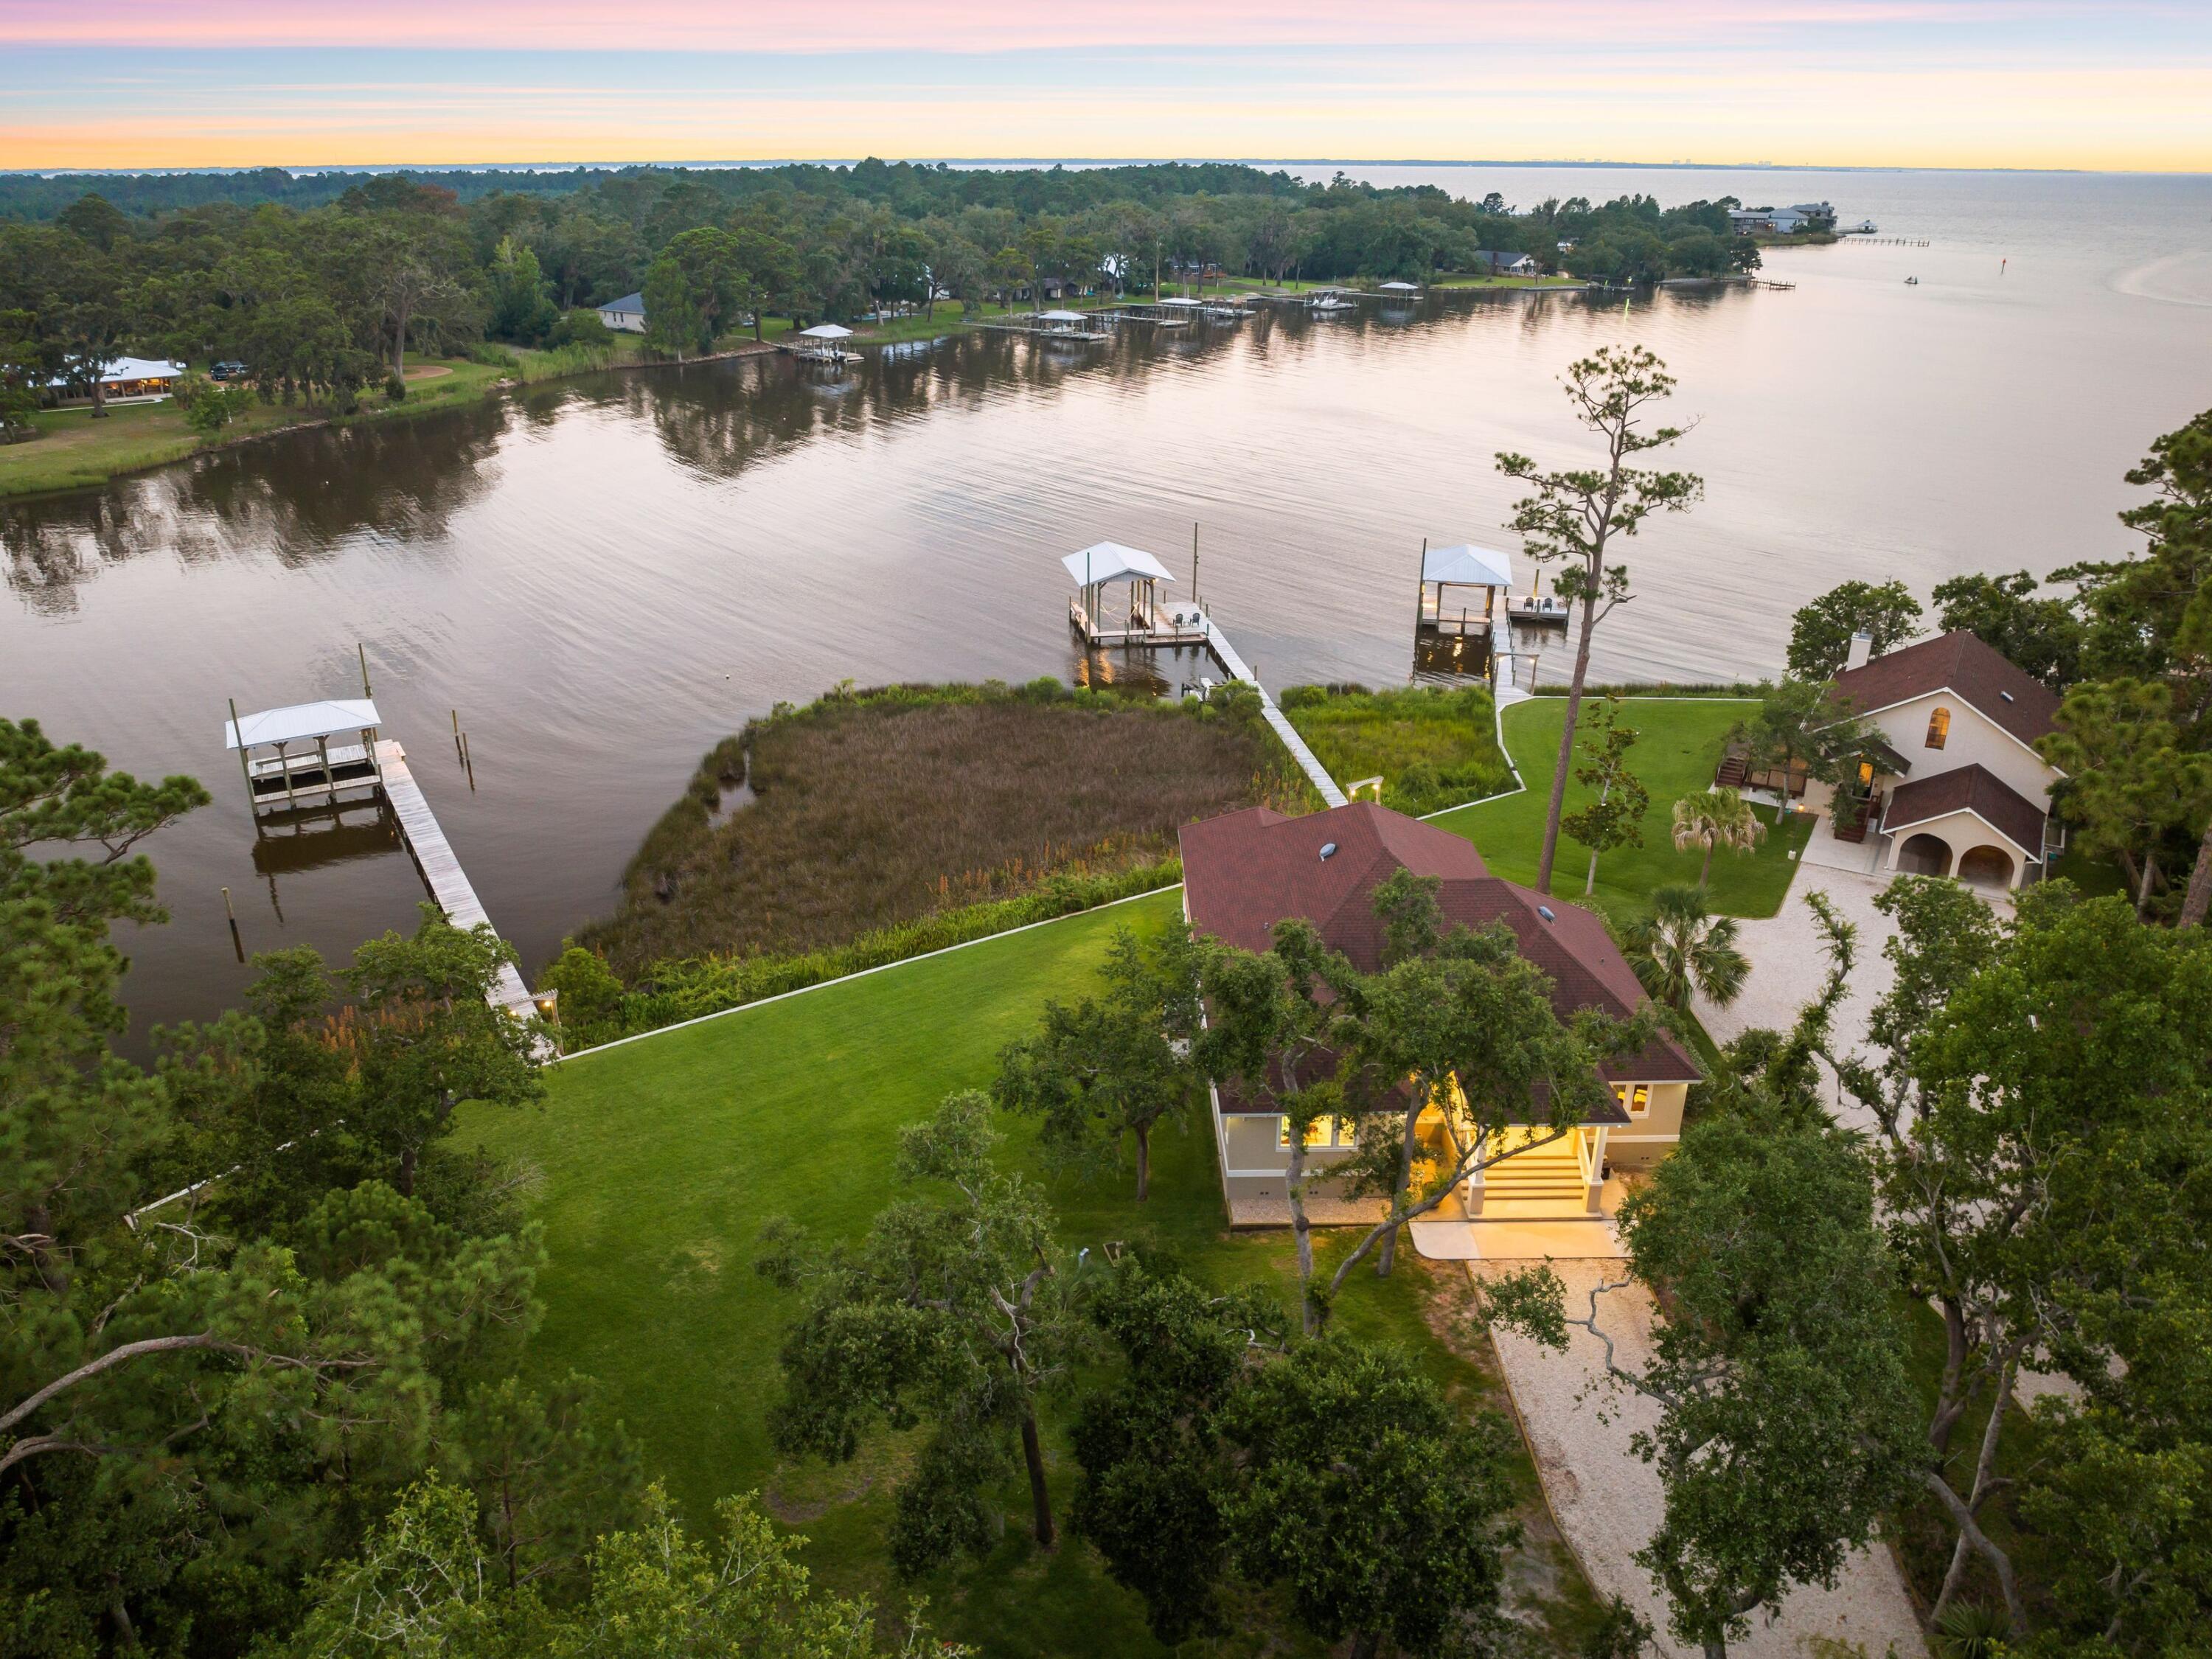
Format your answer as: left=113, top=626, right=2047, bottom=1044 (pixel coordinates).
left=1280, top=681, right=1514, bottom=814
left=580, top=679, right=1310, bottom=978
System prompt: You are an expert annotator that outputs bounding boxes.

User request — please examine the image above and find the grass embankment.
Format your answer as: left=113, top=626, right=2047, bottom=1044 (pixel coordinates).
left=1280, top=683, right=1513, bottom=815
left=565, top=681, right=1317, bottom=1040
left=0, top=340, right=647, bottom=499
left=1434, top=695, right=1814, bottom=925
left=462, top=891, right=1604, bottom=1657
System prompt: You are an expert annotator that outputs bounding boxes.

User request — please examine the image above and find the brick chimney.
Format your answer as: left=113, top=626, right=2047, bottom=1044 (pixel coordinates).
left=1844, top=630, right=1874, bottom=672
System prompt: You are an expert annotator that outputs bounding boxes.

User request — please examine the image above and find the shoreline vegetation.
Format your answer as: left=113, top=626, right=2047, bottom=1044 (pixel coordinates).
left=1279, top=681, right=1514, bottom=814
left=542, top=678, right=1318, bottom=1050
left=4, top=159, right=1774, bottom=498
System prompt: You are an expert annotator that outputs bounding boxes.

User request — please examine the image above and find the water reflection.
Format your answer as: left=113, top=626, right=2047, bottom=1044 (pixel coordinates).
left=10, top=237, right=2202, bottom=1039
left=3, top=404, right=504, bottom=613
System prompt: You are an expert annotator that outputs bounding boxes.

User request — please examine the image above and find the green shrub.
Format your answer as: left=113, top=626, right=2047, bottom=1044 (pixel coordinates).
left=1280, top=682, right=1512, bottom=815
left=467, top=343, right=522, bottom=370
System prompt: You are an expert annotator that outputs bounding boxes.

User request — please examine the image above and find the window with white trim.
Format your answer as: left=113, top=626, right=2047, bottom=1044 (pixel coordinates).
left=1614, top=1083, right=1650, bottom=1119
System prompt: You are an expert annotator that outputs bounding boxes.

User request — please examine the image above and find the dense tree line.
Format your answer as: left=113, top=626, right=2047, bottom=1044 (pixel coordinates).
left=1, top=162, right=1759, bottom=435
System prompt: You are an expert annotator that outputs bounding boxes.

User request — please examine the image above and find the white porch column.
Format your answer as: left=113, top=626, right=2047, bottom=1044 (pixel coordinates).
left=1465, top=1128, right=1487, bottom=1217
left=1585, top=1125, right=1610, bottom=1214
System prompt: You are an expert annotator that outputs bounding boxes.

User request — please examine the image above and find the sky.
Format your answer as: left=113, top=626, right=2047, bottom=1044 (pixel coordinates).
left=3, top=2, right=2208, bottom=173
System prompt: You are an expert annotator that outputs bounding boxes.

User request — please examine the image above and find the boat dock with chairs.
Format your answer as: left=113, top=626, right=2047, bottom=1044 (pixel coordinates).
left=1058, top=538, right=1346, bottom=807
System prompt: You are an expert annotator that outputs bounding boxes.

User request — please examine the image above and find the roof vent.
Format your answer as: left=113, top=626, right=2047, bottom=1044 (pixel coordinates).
left=1318, top=842, right=1338, bottom=861
left=2000, top=690, right=2015, bottom=702
left=1537, top=904, right=1557, bottom=922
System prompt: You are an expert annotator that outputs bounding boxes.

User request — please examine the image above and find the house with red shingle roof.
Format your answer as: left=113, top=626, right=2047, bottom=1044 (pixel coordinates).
left=1178, top=801, right=1700, bottom=1228
left=1818, top=630, right=2065, bottom=890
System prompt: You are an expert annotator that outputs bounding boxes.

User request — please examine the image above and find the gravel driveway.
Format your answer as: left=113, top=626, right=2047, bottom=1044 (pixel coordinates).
left=1694, top=867, right=1903, bottom=1134
left=1480, top=1259, right=1929, bottom=1658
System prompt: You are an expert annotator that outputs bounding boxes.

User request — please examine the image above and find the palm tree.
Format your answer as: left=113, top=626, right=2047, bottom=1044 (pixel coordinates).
left=1624, top=883, right=1750, bottom=1011
left=1671, top=787, right=1767, bottom=886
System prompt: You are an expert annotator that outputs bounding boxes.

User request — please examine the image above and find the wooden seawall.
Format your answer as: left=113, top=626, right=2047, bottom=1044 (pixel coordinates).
left=374, top=739, right=540, bottom=1023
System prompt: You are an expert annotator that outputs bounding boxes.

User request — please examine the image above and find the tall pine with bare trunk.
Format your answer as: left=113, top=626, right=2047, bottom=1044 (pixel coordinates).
left=1498, top=346, right=1702, bottom=893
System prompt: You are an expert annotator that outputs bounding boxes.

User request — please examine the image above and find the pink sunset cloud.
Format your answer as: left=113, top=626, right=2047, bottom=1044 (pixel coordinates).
left=0, top=0, right=2079, bottom=52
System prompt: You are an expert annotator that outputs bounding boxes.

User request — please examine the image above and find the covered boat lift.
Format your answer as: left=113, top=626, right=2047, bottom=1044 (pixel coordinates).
left=1416, top=542, right=1515, bottom=636
left=1065, top=540, right=1209, bottom=646
left=790, top=322, right=857, bottom=364
left=224, top=698, right=383, bottom=812
left=1035, top=307, right=1111, bottom=343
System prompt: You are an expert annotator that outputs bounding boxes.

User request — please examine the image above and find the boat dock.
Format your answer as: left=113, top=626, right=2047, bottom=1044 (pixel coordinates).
left=1195, top=613, right=1347, bottom=807
left=373, top=740, right=541, bottom=1024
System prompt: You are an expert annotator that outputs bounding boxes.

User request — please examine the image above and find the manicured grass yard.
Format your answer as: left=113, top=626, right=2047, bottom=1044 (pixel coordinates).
left=462, top=889, right=1599, bottom=1655
left=1433, top=696, right=1814, bottom=924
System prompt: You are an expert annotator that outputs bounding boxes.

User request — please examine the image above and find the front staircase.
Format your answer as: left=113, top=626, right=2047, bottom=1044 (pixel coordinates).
left=1472, top=1132, right=1599, bottom=1218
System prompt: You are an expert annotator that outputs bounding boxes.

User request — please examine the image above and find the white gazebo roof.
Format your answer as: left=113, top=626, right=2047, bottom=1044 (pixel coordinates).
left=1378, top=280, right=1420, bottom=292
left=797, top=323, right=855, bottom=340
left=1037, top=309, right=1088, bottom=322
left=46, top=355, right=187, bottom=389
left=1422, top=543, right=1516, bottom=589
left=1062, top=543, right=1178, bottom=586
left=224, top=698, right=381, bottom=750
left=1157, top=296, right=1204, bottom=307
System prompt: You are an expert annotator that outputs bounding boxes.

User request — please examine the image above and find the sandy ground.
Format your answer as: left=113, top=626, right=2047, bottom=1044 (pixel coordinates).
left=1480, top=1259, right=1930, bottom=1658
left=1694, top=865, right=1901, bottom=1133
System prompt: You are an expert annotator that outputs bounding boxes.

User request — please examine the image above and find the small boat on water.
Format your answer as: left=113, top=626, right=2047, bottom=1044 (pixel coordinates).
left=1307, top=288, right=1355, bottom=315
left=1904, top=276, right=1920, bottom=285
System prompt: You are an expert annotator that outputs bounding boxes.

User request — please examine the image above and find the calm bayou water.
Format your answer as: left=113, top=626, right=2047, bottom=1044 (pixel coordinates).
left=7, top=164, right=2211, bottom=1038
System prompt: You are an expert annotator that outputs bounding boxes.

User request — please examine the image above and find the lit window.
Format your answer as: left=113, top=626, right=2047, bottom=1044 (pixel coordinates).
left=1334, top=1117, right=1358, bottom=1147
left=1925, top=707, right=1951, bottom=750
left=1614, top=1084, right=1650, bottom=1119
left=1857, top=759, right=1875, bottom=786
left=1279, top=1117, right=1334, bottom=1148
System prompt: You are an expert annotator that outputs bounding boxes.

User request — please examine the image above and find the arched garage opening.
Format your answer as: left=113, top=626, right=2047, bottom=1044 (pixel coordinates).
left=1957, top=845, right=2017, bottom=889
left=1897, top=832, right=1952, bottom=877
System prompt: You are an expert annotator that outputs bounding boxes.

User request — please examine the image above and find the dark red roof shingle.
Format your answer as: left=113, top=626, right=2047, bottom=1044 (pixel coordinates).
left=1179, top=801, right=1700, bottom=1091
left=1828, top=630, right=2060, bottom=750
left=1881, top=763, right=2048, bottom=856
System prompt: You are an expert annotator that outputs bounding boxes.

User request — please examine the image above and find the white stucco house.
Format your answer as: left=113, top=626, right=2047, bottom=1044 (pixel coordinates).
left=1812, top=630, right=2065, bottom=890
left=596, top=292, right=646, bottom=333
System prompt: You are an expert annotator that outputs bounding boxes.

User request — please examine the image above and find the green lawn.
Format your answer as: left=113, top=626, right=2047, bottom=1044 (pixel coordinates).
left=1431, top=696, right=1814, bottom=924
left=461, top=889, right=1600, bottom=1655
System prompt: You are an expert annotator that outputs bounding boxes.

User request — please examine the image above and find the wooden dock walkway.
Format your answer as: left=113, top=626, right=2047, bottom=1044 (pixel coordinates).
left=374, top=739, right=540, bottom=1024
left=1196, top=616, right=1348, bottom=807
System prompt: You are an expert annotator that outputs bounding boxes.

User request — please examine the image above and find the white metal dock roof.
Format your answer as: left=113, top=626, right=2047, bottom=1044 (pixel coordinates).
left=1422, top=543, right=1516, bottom=588
left=224, top=698, right=381, bottom=749
left=1062, top=543, right=1178, bottom=585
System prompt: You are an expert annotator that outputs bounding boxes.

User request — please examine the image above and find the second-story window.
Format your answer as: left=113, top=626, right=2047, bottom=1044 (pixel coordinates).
left=1925, top=706, right=1952, bottom=749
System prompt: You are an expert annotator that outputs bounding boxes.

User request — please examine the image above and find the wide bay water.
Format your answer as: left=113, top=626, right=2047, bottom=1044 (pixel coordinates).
left=6, top=163, right=2211, bottom=1037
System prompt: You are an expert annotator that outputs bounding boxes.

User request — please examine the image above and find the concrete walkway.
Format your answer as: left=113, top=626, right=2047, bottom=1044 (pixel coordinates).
left=1479, top=1259, right=1929, bottom=1659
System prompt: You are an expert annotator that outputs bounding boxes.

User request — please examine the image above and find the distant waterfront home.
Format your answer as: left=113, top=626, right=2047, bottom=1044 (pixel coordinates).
left=597, top=292, right=646, bottom=333
left=1728, top=202, right=1835, bottom=236
left=46, top=355, right=187, bottom=404
left=1813, top=630, right=2065, bottom=889
left=1472, top=250, right=1539, bottom=276
left=1179, top=801, right=1700, bottom=1228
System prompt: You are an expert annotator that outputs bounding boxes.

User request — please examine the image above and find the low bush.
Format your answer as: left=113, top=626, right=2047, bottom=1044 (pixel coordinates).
left=1280, top=682, right=1514, bottom=815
